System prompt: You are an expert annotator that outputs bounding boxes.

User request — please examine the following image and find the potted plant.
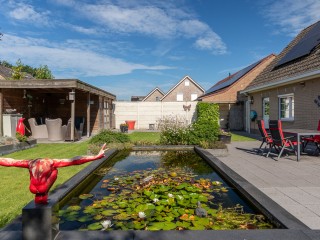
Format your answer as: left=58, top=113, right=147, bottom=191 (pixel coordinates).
left=218, top=129, right=232, bottom=144
left=120, top=123, right=128, bottom=133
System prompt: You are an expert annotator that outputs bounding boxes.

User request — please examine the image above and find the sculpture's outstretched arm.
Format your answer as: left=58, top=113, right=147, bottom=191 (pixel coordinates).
left=53, top=143, right=108, bottom=168
left=0, top=158, right=29, bottom=168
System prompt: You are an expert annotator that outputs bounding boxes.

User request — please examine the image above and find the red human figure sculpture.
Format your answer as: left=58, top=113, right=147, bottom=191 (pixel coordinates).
left=16, top=117, right=26, bottom=135
left=0, top=143, right=108, bottom=204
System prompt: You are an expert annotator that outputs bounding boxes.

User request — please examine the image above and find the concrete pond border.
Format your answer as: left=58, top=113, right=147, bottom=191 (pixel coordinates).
left=1, top=146, right=320, bottom=240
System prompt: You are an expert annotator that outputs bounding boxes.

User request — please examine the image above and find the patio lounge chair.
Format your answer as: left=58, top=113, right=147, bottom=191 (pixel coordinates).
left=268, top=120, right=300, bottom=160
left=28, top=118, right=48, bottom=139
left=45, top=118, right=67, bottom=141
left=302, top=120, right=320, bottom=154
left=257, top=120, right=275, bottom=156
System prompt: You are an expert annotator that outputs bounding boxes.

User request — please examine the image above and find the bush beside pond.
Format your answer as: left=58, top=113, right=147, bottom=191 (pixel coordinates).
left=159, top=102, right=223, bottom=148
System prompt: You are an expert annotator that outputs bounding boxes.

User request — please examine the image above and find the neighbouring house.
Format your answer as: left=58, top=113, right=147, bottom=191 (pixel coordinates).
left=142, top=87, right=165, bottom=102
left=241, top=21, right=320, bottom=133
left=0, top=65, right=116, bottom=140
left=114, top=76, right=203, bottom=129
left=131, top=96, right=145, bottom=101
left=199, top=54, right=276, bottom=130
left=0, top=65, right=35, bottom=80
left=161, top=75, right=205, bottom=102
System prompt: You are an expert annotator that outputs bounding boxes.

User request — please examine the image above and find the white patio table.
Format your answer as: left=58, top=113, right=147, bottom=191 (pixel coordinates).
left=283, top=129, right=320, bottom=161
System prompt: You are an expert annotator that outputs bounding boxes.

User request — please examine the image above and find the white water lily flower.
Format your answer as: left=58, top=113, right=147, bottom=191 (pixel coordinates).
left=101, top=220, right=113, bottom=229
left=214, top=181, right=221, bottom=185
left=168, top=193, right=174, bottom=198
left=153, top=198, right=159, bottom=203
left=138, top=211, right=146, bottom=219
left=114, top=177, right=119, bottom=181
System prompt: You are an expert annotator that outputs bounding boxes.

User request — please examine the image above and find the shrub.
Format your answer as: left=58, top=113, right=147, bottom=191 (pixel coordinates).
left=158, top=115, right=191, bottom=145
left=89, top=130, right=130, bottom=144
left=158, top=102, right=221, bottom=146
left=189, top=102, right=220, bottom=144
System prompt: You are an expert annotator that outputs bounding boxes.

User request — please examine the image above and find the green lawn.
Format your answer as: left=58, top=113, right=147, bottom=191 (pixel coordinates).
left=231, top=133, right=257, bottom=141
left=128, top=131, right=160, bottom=144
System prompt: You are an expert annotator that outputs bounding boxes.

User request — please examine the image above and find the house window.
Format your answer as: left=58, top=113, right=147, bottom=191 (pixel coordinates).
left=185, top=80, right=190, bottom=86
left=177, top=93, right=183, bottom=101
left=191, top=93, right=198, bottom=101
left=279, top=94, right=294, bottom=121
left=155, top=96, right=160, bottom=101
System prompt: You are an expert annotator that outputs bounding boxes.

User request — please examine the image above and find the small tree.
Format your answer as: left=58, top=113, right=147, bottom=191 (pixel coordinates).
left=11, top=59, right=25, bottom=80
left=35, top=65, right=54, bottom=79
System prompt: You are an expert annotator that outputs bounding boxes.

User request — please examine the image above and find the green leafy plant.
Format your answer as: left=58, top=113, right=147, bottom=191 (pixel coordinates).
left=15, top=132, right=28, bottom=142
left=158, top=115, right=191, bottom=145
left=89, top=130, right=130, bottom=144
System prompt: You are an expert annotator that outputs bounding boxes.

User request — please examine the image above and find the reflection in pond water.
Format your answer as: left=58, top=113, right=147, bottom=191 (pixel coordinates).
left=59, top=151, right=275, bottom=230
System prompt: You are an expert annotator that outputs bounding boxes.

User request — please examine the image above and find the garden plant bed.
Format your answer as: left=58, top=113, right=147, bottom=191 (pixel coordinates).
left=0, top=139, right=37, bottom=156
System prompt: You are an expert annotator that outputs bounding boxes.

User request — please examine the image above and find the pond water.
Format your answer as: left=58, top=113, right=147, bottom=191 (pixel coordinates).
left=58, top=150, right=275, bottom=231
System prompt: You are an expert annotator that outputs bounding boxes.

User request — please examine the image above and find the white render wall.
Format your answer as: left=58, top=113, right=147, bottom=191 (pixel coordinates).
left=114, top=101, right=198, bottom=129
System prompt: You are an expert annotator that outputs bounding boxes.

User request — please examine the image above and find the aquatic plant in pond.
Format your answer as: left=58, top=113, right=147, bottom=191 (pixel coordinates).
left=59, top=165, right=273, bottom=230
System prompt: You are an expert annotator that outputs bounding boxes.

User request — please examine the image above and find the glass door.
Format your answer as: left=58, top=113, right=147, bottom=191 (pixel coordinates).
left=263, top=97, right=270, bottom=129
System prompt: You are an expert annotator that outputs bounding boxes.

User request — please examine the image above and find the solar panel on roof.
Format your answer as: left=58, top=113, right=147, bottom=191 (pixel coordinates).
left=204, top=60, right=262, bottom=95
left=275, top=21, right=320, bottom=67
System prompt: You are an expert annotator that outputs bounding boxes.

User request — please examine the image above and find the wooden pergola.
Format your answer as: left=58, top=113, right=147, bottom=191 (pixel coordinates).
left=0, top=79, right=116, bottom=140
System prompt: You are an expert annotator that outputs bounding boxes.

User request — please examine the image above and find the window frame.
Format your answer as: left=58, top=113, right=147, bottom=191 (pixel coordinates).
left=278, top=93, right=294, bottom=121
left=191, top=93, right=198, bottom=101
left=177, top=93, right=183, bottom=101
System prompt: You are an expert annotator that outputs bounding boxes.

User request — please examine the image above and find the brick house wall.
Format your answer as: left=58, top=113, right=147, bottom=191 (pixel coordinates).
left=143, top=89, right=164, bottom=102
left=161, top=76, right=204, bottom=102
left=249, top=78, right=320, bottom=133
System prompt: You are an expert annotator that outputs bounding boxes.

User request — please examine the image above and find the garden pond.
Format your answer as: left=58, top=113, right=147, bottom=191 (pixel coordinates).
left=58, top=150, right=276, bottom=231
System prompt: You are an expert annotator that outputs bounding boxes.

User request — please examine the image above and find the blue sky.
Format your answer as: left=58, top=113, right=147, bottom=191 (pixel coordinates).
left=0, top=0, right=319, bottom=100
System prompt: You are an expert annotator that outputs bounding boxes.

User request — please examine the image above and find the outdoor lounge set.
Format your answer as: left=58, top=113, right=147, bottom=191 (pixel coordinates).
left=28, top=117, right=84, bottom=141
left=257, top=119, right=320, bottom=161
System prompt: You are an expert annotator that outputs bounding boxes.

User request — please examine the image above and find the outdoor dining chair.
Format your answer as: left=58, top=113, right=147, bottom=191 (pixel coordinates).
left=268, top=120, right=300, bottom=160
left=301, top=119, right=320, bottom=154
left=257, top=119, right=275, bottom=156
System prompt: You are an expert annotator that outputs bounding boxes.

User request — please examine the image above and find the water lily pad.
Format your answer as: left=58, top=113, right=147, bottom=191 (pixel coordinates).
left=77, top=215, right=92, bottom=222
left=101, top=209, right=117, bottom=216
left=66, top=205, right=81, bottom=211
left=162, top=222, right=176, bottom=230
left=87, top=222, right=103, bottom=230
left=79, top=193, right=94, bottom=199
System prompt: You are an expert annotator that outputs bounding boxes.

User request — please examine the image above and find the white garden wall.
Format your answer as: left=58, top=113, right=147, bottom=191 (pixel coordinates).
left=114, top=101, right=198, bottom=129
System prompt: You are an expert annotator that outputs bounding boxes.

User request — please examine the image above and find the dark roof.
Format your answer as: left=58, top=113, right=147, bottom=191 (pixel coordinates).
left=202, top=58, right=264, bottom=97
left=0, top=65, right=35, bottom=80
left=131, top=96, right=145, bottom=101
left=244, top=21, right=320, bottom=92
left=142, top=87, right=165, bottom=101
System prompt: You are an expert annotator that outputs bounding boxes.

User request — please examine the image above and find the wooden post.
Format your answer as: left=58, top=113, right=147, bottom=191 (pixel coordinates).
left=0, top=89, right=3, bottom=137
left=99, top=96, right=103, bottom=131
left=87, top=92, right=90, bottom=137
left=71, top=89, right=75, bottom=141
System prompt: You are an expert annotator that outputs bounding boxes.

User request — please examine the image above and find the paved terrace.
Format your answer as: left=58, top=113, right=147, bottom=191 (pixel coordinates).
left=207, top=138, right=320, bottom=230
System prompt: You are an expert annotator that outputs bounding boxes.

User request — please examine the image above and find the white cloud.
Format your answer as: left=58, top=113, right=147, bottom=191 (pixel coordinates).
left=263, top=0, right=320, bottom=36
left=76, top=1, right=227, bottom=54
left=8, top=2, right=51, bottom=26
left=0, top=34, right=172, bottom=78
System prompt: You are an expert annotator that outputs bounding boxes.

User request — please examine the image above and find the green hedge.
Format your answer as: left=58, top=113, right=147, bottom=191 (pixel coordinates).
left=159, top=102, right=220, bottom=145
left=189, top=102, right=220, bottom=144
